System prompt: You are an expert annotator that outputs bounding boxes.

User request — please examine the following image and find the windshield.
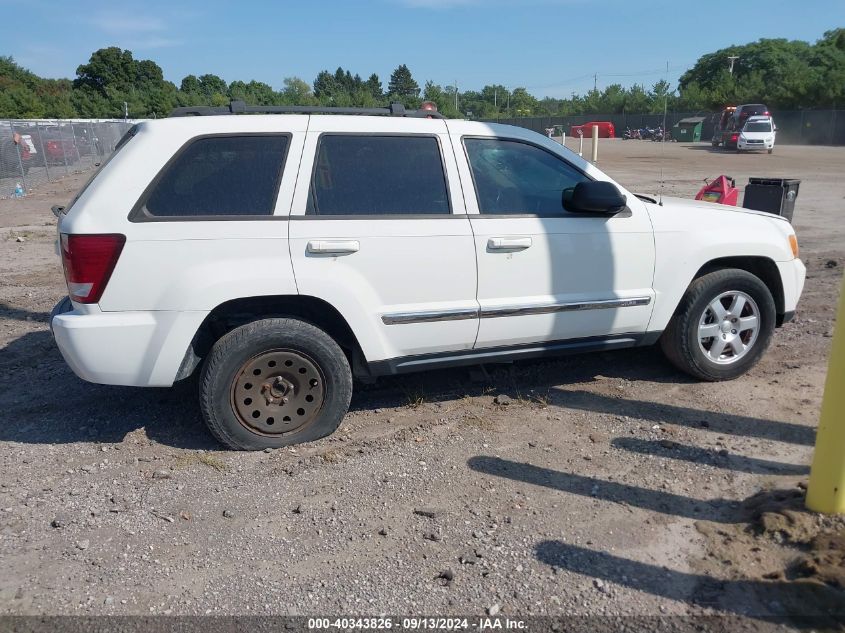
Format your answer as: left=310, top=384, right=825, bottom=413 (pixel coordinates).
left=744, top=121, right=772, bottom=133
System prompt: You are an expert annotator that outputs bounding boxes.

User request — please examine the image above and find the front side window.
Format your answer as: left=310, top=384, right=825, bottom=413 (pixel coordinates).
left=306, top=135, right=450, bottom=216
left=464, top=138, right=589, bottom=215
left=142, top=135, right=288, bottom=217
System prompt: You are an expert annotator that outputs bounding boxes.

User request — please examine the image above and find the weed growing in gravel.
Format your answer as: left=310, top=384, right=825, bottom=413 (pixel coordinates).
left=403, top=387, right=425, bottom=409
left=175, top=452, right=230, bottom=472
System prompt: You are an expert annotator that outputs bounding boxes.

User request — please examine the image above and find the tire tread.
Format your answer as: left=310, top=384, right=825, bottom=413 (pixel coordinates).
left=660, top=269, right=775, bottom=381
left=199, top=318, right=352, bottom=450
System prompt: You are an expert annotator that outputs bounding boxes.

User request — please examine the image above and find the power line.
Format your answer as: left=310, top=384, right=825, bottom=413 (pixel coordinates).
left=521, top=62, right=694, bottom=94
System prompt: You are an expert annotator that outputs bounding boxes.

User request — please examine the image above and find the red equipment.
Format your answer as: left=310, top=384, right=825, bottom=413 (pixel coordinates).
left=695, top=175, right=738, bottom=206
left=570, top=121, right=615, bottom=138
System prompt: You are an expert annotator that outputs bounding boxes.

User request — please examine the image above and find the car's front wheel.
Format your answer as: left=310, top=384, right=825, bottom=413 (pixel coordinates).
left=199, top=318, right=353, bottom=450
left=660, top=269, right=776, bottom=381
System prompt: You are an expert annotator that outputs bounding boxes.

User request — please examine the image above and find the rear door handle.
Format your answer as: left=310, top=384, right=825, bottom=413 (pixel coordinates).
left=307, top=240, right=360, bottom=254
left=488, top=237, right=532, bottom=251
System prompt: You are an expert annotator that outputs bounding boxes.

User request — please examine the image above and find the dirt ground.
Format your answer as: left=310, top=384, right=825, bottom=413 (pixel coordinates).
left=0, top=140, right=843, bottom=629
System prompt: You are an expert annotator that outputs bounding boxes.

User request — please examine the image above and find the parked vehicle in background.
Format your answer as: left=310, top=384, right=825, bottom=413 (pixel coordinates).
left=652, top=126, right=672, bottom=142
left=712, top=106, right=736, bottom=146
left=41, top=131, right=81, bottom=166
left=570, top=121, right=615, bottom=138
left=713, top=104, right=771, bottom=149
left=49, top=101, right=805, bottom=450
left=737, top=116, right=776, bottom=153
left=639, top=126, right=656, bottom=140
left=733, top=104, right=770, bottom=129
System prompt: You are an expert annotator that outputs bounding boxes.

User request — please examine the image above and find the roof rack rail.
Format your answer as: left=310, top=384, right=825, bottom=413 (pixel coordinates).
left=169, top=100, right=445, bottom=119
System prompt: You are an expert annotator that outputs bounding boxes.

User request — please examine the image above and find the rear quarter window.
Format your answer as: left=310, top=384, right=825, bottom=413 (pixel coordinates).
left=135, top=134, right=289, bottom=219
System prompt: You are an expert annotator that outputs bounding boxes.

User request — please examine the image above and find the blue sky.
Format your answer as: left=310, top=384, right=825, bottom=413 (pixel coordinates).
left=4, top=0, right=842, bottom=98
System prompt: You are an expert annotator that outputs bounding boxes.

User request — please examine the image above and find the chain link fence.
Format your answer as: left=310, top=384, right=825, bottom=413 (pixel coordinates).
left=0, top=119, right=134, bottom=199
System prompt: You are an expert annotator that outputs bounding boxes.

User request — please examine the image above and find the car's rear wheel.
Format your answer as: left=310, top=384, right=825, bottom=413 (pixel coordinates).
left=199, top=318, right=352, bottom=450
left=660, top=269, right=776, bottom=381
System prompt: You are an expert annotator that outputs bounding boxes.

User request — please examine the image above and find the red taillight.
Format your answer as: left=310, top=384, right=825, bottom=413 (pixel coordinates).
left=60, top=234, right=125, bottom=303
left=731, top=134, right=739, bottom=141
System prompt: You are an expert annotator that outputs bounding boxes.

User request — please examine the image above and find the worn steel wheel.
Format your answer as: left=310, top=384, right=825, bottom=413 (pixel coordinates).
left=200, top=318, right=353, bottom=450
left=230, top=350, right=326, bottom=436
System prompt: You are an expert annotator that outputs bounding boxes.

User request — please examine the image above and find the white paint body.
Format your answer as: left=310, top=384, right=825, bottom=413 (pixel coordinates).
left=51, top=114, right=806, bottom=386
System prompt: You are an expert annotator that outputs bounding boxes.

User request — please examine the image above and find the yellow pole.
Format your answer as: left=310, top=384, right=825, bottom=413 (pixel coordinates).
left=806, top=273, right=845, bottom=514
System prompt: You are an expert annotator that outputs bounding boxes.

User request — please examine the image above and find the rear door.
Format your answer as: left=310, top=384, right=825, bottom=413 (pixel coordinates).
left=289, top=117, right=479, bottom=365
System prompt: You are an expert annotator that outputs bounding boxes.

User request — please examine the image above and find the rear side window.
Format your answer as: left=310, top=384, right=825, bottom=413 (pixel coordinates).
left=306, top=135, right=450, bottom=216
left=141, top=135, right=288, bottom=218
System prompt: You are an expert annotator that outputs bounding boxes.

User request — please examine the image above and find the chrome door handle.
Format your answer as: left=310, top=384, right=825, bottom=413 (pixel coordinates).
left=488, top=237, right=532, bottom=250
left=307, top=240, right=360, bottom=254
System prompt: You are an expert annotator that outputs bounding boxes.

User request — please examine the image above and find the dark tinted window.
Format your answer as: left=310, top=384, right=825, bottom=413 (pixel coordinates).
left=144, top=135, right=288, bottom=217
left=465, top=138, right=589, bottom=215
left=306, top=135, right=449, bottom=216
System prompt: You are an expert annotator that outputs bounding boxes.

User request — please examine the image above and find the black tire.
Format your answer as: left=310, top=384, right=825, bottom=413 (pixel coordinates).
left=660, top=269, right=776, bottom=381
left=768, top=149, right=773, bottom=154
left=199, top=318, right=353, bottom=450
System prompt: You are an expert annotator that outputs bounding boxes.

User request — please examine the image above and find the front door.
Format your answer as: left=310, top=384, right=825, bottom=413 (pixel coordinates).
left=450, top=132, right=656, bottom=350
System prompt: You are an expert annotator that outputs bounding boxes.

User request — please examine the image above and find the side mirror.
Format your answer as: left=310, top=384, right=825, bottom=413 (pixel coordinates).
left=563, top=181, right=627, bottom=215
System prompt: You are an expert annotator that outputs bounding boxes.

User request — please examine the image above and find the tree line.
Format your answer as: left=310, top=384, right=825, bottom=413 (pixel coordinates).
left=1, top=29, right=842, bottom=120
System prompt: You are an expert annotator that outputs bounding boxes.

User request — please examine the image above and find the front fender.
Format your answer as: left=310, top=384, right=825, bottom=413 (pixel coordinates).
left=647, top=203, right=796, bottom=332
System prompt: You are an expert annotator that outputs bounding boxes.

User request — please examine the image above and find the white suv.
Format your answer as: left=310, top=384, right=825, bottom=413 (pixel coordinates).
left=737, top=115, right=776, bottom=153
left=50, top=102, right=806, bottom=450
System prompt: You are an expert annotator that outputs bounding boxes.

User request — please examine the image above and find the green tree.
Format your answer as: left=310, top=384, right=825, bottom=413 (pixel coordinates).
left=387, top=64, right=420, bottom=99
left=180, top=74, right=201, bottom=95
left=509, top=87, right=537, bottom=116
left=624, top=84, right=650, bottom=113
left=197, top=74, right=228, bottom=99
left=74, top=47, right=137, bottom=95
left=313, top=70, right=338, bottom=101
left=648, top=79, right=673, bottom=113
left=281, top=77, right=315, bottom=104
left=366, top=73, right=383, bottom=100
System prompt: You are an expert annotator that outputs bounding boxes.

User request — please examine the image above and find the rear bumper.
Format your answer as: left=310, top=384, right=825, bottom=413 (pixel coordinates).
left=50, top=298, right=208, bottom=387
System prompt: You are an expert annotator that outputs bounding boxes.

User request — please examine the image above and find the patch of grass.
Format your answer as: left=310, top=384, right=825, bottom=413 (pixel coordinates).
left=529, top=392, right=551, bottom=407
left=318, top=449, right=344, bottom=464
left=402, top=387, right=425, bottom=409
left=175, top=452, right=230, bottom=473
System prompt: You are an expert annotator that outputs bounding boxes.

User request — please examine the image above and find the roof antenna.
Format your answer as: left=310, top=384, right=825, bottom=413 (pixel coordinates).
left=658, top=60, right=669, bottom=206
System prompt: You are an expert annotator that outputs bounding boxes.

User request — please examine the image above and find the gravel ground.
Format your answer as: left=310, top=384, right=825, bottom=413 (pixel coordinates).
left=0, top=140, right=843, bottom=628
